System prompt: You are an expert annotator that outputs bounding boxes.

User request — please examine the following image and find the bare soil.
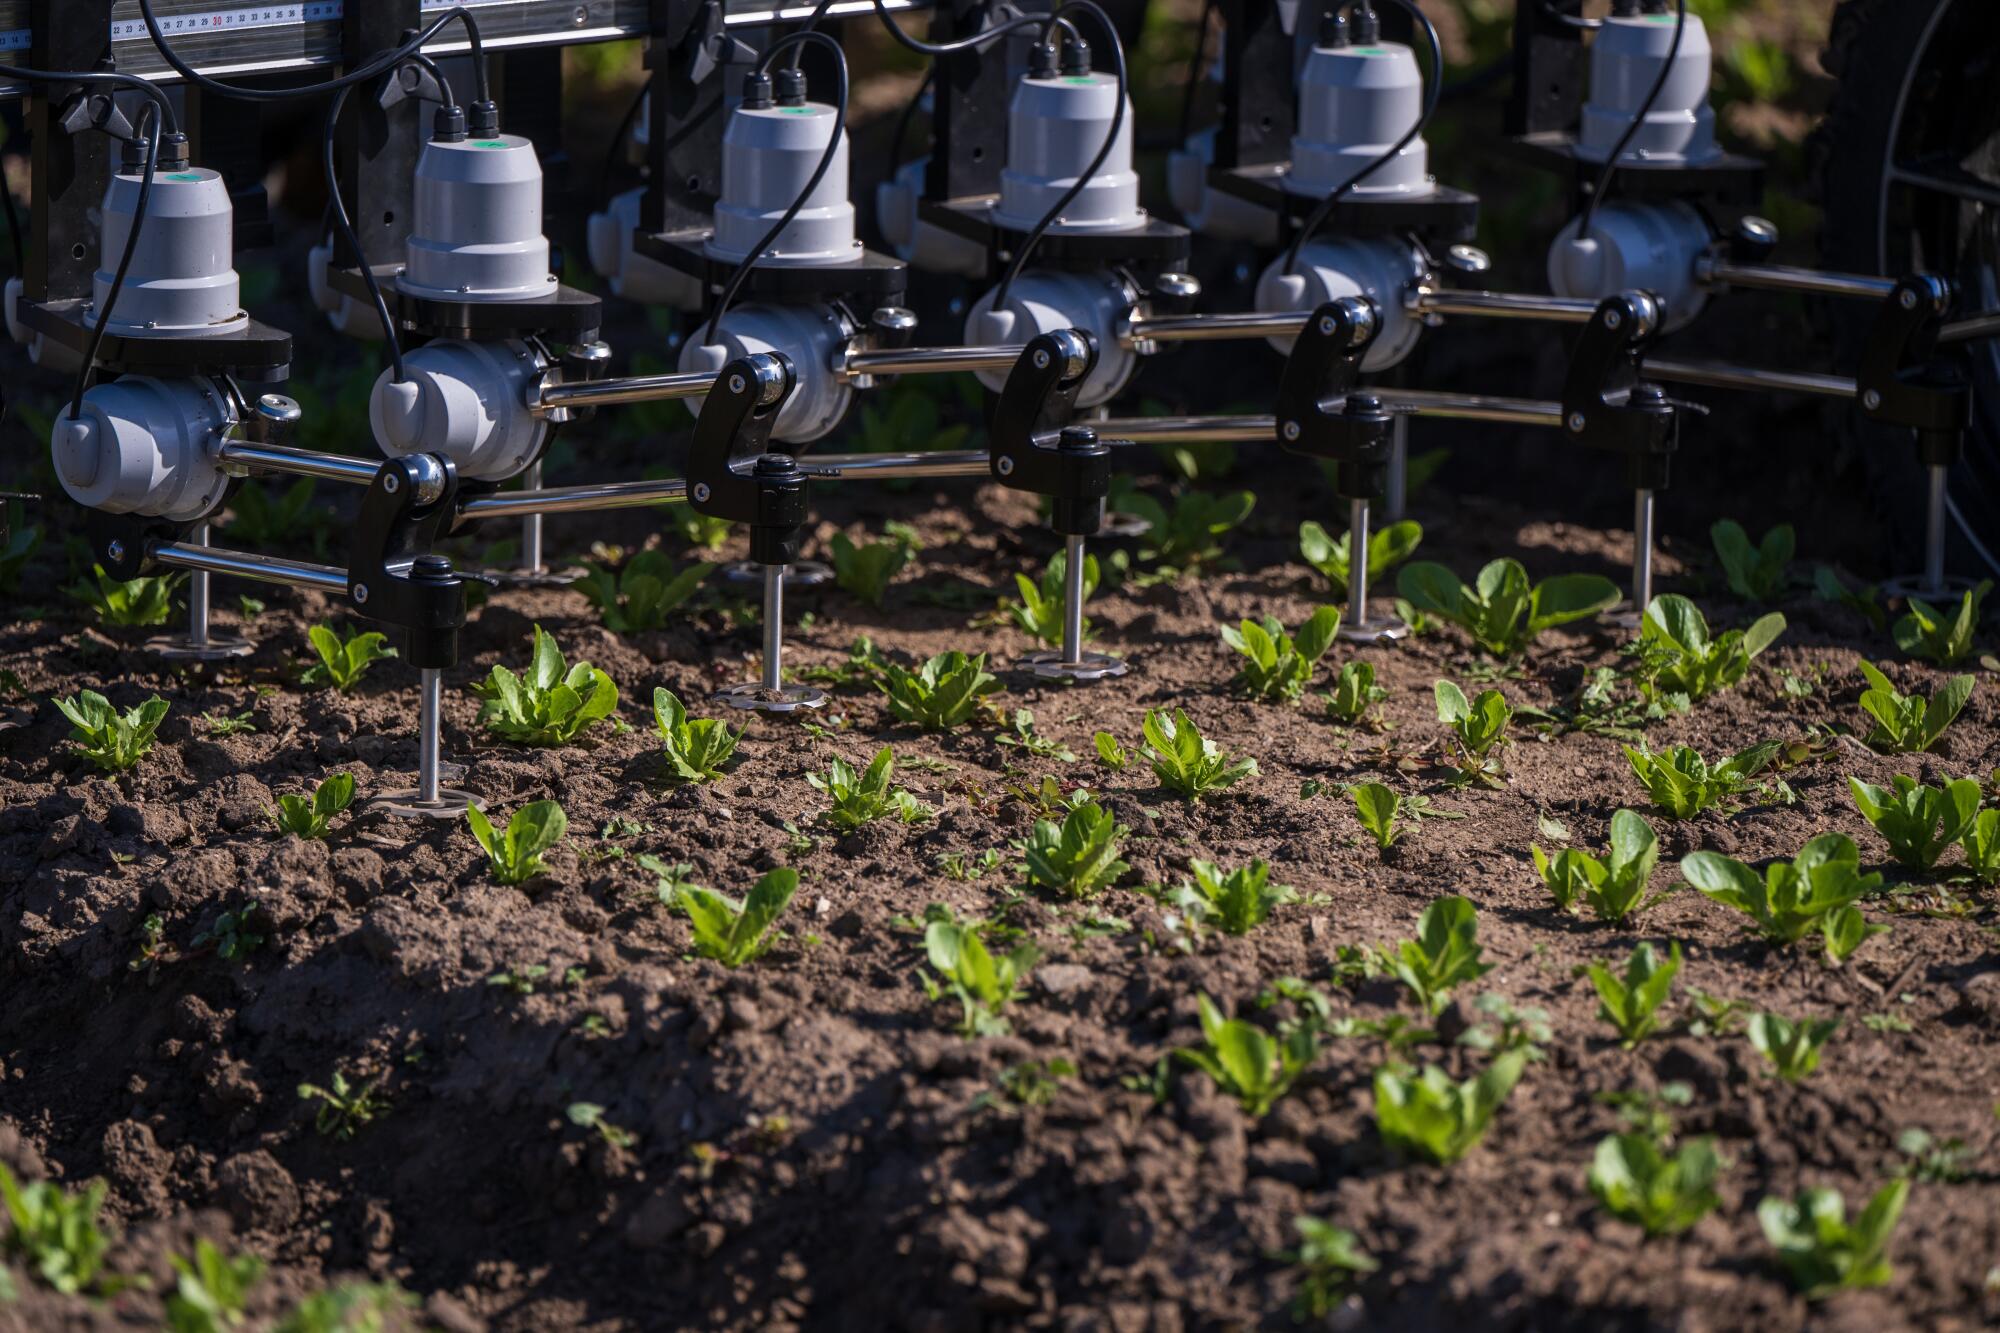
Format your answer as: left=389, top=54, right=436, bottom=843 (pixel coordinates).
left=5, top=456, right=2000, bottom=1332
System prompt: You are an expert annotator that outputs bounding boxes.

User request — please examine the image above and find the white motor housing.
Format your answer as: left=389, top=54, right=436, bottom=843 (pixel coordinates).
left=1577, top=10, right=1719, bottom=166
left=50, top=376, right=234, bottom=521
left=1548, top=199, right=1713, bottom=333
left=965, top=269, right=1137, bottom=408
left=1288, top=37, right=1433, bottom=199
left=305, top=241, right=387, bottom=340
left=679, top=301, right=854, bottom=444
left=94, top=165, right=248, bottom=335
left=399, top=134, right=555, bottom=301
left=1167, top=126, right=1278, bottom=243
left=876, top=158, right=989, bottom=278
left=4, top=276, right=85, bottom=371
left=370, top=339, right=550, bottom=482
left=993, top=71, right=1144, bottom=234
left=708, top=97, right=860, bottom=267
left=1254, top=236, right=1425, bottom=372
left=586, top=186, right=707, bottom=309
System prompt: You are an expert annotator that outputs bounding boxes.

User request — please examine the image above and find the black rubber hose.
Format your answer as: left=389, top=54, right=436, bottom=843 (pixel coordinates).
left=1576, top=0, right=1688, bottom=238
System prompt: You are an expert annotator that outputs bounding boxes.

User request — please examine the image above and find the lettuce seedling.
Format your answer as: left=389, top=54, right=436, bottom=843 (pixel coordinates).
left=1434, top=680, right=1513, bottom=786
left=1588, top=940, right=1681, bottom=1049
left=1017, top=801, right=1130, bottom=897
left=1856, top=661, right=1973, bottom=753
left=1960, top=809, right=2000, bottom=884
left=811, top=746, right=929, bottom=830
left=578, top=550, right=713, bottom=633
left=1624, top=741, right=1778, bottom=818
left=1141, top=708, right=1258, bottom=800
left=1681, top=834, right=1881, bottom=945
left=1532, top=809, right=1666, bottom=923
left=55, top=689, right=169, bottom=773
left=1589, top=1132, right=1724, bottom=1236
left=64, top=564, right=178, bottom=626
left=166, top=1237, right=265, bottom=1333
left=1352, top=782, right=1403, bottom=850
left=681, top=867, right=799, bottom=968
left=466, top=800, right=568, bottom=885
left=1372, top=1049, right=1527, bottom=1164
left=1324, top=660, right=1389, bottom=725
left=475, top=625, right=620, bottom=745
left=924, top=918, right=1037, bottom=1036
left=1378, top=895, right=1493, bottom=1016
left=1123, top=489, right=1255, bottom=571
left=1747, top=1011, right=1839, bottom=1080
left=1277, top=1217, right=1379, bottom=1320
left=1093, top=730, right=1128, bottom=769
left=303, top=624, right=396, bottom=691
left=0, top=1163, right=116, bottom=1295
left=652, top=688, right=743, bottom=782
left=1176, top=993, right=1316, bottom=1115
left=296, top=1069, right=389, bottom=1139
left=1009, top=550, right=1098, bottom=647
left=1848, top=774, right=1981, bottom=869
left=878, top=650, right=1002, bottom=729
left=270, top=773, right=356, bottom=840
left=1630, top=595, right=1785, bottom=702
left=1894, top=581, right=1989, bottom=667
left=1710, top=519, right=1794, bottom=602
left=1222, top=607, right=1342, bottom=702
left=1820, top=905, right=1890, bottom=965
left=831, top=527, right=917, bottom=607
left=1759, top=1179, right=1908, bottom=1299
left=276, top=1280, right=421, bottom=1333
left=1813, top=565, right=1887, bottom=632
left=1171, top=858, right=1297, bottom=935
left=1298, top=517, right=1422, bottom=599
left=1395, top=557, right=1619, bottom=656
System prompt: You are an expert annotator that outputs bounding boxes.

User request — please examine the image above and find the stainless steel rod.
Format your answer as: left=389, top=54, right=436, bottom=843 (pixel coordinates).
left=1701, top=257, right=1898, bottom=301
left=1385, top=415, right=1409, bottom=521
left=1346, top=499, right=1371, bottom=631
left=151, top=542, right=350, bottom=593
left=1940, top=312, right=2000, bottom=344
left=762, top=565, right=786, bottom=692
left=842, top=345, right=1027, bottom=378
left=1409, top=287, right=1600, bottom=324
left=521, top=461, right=545, bottom=575
left=1093, top=415, right=1277, bottom=442
left=1632, top=490, right=1655, bottom=612
left=1641, top=357, right=1857, bottom=400
left=1373, top=390, right=1565, bottom=427
left=806, top=450, right=992, bottom=480
left=455, top=478, right=690, bottom=524
left=216, top=440, right=382, bottom=486
left=1062, top=534, right=1086, bottom=664
left=1126, top=310, right=1309, bottom=343
left=418, top=669, right=442, bottom=806
left=532, top=369, right=717, bottom=414
left=187, top=522, right=212, bottom=648
left=1925, top=464, right=1948, bottom=595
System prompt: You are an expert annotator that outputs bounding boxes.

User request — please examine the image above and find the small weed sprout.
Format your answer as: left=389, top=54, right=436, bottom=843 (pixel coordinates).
left=1747, top=1011, right=1839, bottom=1081
left=475, top=625, right=620, bottom=745
left=1395, top=558, right=1619, bottom=656
left=1759, top=1180, right=1908, bottom=1298
left=681, top=868, right=799, bottom=968
left=1681, top=834, right=1882, bottom=946
left=811, top=746, right=930, bottom=830
left=1372, top=1049, right=1527, bottom=1164
left=1588, top=941, right=1681, bottom=1049
left=566, top=1102, right=638, bottom=1150
left=995, top=707, right=1076, bottom=762
left=55, top=690, right=169, bottom=773
left=1142, top=708, right=1257, bottom=800
left=1017, top=801, right=1130, bottom=897
left=297, top=1069, right=389, bottom=1139
left=652, top=688, right=743, bottom=782
left=466, top=800, right=569, bottom=885
left=878, top=650, right=1002, bottom=730
left=1894, top=581, right=1989, bottom=667
left=1856, top=661, right=1973, bottom=753
left=1176, top=993, right=1316, bottom=1115
left=1324, top=660, right=1388, bottom=725
left=1848, top=774, right=1981, bottom=869
left=1221, top=607, right=1342, bottom=702
left=1275, top=1216, right=1379, bottom=1320
left=270, top=773, right=356, bottom=840
left=302, top=624, right=396, bottom=691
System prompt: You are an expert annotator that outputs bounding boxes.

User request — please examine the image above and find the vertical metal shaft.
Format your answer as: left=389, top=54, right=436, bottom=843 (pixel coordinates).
left=1924, top=463, right=1948, bottom=596
left=1062, top=533, right=1086, bottom=665
left=1346, top=498, right=1372, bottom=630
left=1631, top=489, right=1656, bottom=613
left=762, top=563, right=786, bottom=691
left=418, top=668, right=442, bottom=805
left=521, top=461, right=545, bottom=575
left=1385, top=415, right=1409, bottom=522
left=187, top=522, right=212, bottom=648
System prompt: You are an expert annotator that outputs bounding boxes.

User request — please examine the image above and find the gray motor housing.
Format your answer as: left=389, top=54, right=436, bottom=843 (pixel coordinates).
left=94, top=166, right=247, bottom=335
left=965, top=269, right=1137, bottom=408
left=1577, top=11, right=1719, bottom=166
left=50, top=376, right=235, bottom=521
left=399, top=134, right=555, bottom=301
left=1288, top=39, right=1433, bottom=199
left=994, top=72, right=1144, bottom=234
left=587, top=185, right=708, bottom=309
left=370, top=339, right=551, bottom=482
left=679, top=301, right=854, bottom=443
left=1548, top=199, right=1712, bottom=333
left=1254, top=236, right=1425, bottom=372
left=708, top=100, right=860, bottom=267
left=876, top=157, right=991, bottom=277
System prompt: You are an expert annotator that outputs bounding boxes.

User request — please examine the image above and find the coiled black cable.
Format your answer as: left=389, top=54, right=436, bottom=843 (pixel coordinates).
left=1575, top=0, right=1687, bottom=238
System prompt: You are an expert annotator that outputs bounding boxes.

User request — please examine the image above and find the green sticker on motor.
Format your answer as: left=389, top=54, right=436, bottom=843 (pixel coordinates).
left=165, top=172, right=203, bottom=182
left=473, top=140, right=508, bottom=148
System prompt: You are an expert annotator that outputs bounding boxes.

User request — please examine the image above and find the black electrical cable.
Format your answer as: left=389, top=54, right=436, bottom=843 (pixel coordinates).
left=71, top=104, right=163, bottom=421
left=403, top=52, right=457, bottom=110
left=1177, top=0, right=1220, bottom=148
left=1540, top=0, right=1603, bottom=31
left=867, top=0, right=1075, bottom=61
left=324, top=84, right=407, bottom=383
left=1575, top=0, right=1685, bottom=238
left=1282, top=0, right=1440, bottom=277
left=702, top=30, right=851, bottom=347
left=135, top=0, right=490, bottom=106
left=988, top=0, right=1129, bottom=313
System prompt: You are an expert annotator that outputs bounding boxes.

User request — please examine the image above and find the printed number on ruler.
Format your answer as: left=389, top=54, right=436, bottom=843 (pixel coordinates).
left=111, top=4, right=345, bottom=41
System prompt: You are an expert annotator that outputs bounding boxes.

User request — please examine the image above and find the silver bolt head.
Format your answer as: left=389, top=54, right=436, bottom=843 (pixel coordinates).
left=1568, top=412, right=1587, bottom=432
left=1863, top=389, right=1883, bottom=410
left=997, top=456, right=1015, bottom=476
left=1604, top=309, right=1623, bottom=329
left=382, top=472, right=401, bottom=494
left=353, top=583, right=370, bottom=604
left=1032, top=349, right=1051, bottom=370
left=1900, top=288, right=1919, bottom=309
left=728, top=373, right=747, bottom=395
left=693, top=482, right=712, bottom=502
left=1281, top=420, right=1302, bottom=441
left=106, top=540, right=125, bottom=562
left=1317, top=315, right=1337, bottom=336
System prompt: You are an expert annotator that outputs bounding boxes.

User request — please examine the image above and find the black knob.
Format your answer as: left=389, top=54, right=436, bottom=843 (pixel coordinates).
left=411, top=554, right=456, bottom=584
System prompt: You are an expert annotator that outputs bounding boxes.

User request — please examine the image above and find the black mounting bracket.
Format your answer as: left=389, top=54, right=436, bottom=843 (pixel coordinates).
left=1561, top=291, right=1678, bottom=490
left=987, top=329, right=1109, bottom=535
left=349, top=455, right=468, bottom=671
left=1857, top=274, right=1970, bottom=466
left=687, top=353, right=813, bottom=564
left=326, top=264, right=604, bottom=343
left=1274, top=297, right=1393, bottom=501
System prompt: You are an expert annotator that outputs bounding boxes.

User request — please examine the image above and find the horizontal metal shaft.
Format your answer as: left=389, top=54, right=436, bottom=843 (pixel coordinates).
left=217, top=440, right=383, bottom=486
left=151, top=541, right=350, bottom=593
left=1093, top=414, right=1277, bottom=442
left=456, top=478, right=690, bottom=525
left=807, top=450, right=993, bottom=480
left=842, top=344, right=1028, bottom=378
left=1125, top=310, right=1310, bottom=344
left=1940, top=311, right=2000, bottom=344
left=1376, top=389, right=1565, bottom=426
left=1642, top=357, right=1857, bottom=400
left=1699, top=257, right=1898, bottom=301
left=1409, top=287, right=1600, bottom=324
left=533, top=370, right=718, bottom=415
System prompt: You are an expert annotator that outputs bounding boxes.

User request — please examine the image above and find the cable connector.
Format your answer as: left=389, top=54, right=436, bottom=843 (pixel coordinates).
left=466, top=99, right=499, bottom=136
left=432, top=104, right=467, bottom=143
left=741, top=70, right=774, bottom=109
left=1059, top=37, right=1092, bottom=76
left=1349, top=2, right=1380, bottom=43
